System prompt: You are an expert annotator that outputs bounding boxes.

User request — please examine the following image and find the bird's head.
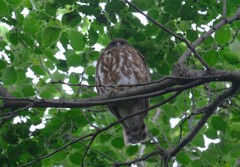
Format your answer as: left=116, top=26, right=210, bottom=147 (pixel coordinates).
left=106, top=38, right=129, bottom=50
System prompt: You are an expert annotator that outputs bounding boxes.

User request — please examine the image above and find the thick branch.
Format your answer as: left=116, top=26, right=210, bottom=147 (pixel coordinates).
left=1, top=70, right=240, bottom=110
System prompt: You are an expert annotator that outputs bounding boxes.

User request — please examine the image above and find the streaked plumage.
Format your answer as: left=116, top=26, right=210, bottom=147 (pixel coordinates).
left=95, top=38, right=150, bottom=144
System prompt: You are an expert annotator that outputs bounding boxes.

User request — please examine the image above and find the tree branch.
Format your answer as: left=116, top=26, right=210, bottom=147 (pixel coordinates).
left=179, top=7, right=240, bottom=63
left=123, top=0, right=211, bottom=70
left=1, top=70, right=240, bottom=111
left=18, top=91, right=181, bottom=167
left=169, top=83, right=240, bottom=157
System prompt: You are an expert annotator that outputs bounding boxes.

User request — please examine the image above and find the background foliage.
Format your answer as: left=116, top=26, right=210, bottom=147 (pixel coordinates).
left=0, top=0, right=240, bottom=166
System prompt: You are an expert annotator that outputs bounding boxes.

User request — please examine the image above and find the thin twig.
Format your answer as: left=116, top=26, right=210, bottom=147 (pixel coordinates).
left=222, top=0, right=227, bottom=20
left=0, top=102, right=35, bottom=129
left=18, top=133, right=93, bottom=167
left=79, top=141, right=118, bottom=162
left=81, top=134, right=97, bottom=167
left=19, top=91, right=182, bottom=167
left=113, top=150, right=160, bottom=167
left=76, top=65, right=87, bottom=97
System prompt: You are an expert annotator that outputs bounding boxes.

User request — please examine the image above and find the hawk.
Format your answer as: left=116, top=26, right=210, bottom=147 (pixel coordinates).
left=95, top=38, right=150, bottom=144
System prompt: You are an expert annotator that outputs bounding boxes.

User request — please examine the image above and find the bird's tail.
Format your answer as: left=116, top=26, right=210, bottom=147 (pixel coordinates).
left=122, top=122, right=148, bottom=144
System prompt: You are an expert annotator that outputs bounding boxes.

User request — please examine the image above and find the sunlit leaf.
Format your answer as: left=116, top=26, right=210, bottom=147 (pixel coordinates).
left=42, top=27, right=61, bottom=46
left=203, top=50, right=219, bottom=66
left=214, top=25, right=231, bottom=45
left=66, top=54, right=81, bottom=67
left=68, top=30, right=85, bottom=51
left=45, top=2, right=58, bottom=16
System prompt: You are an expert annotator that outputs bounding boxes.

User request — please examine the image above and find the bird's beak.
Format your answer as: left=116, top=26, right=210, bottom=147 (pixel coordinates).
left=116, top=42, right=121, bottom=47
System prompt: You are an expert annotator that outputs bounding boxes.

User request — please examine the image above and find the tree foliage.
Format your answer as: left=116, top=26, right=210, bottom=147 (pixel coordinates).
left=0, top=0, right=240, bottom=166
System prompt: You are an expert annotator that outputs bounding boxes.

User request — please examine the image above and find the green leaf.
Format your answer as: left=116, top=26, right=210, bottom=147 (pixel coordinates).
left=203, top=50, right=219, bottom=66
left=88, top=27, right=98, bottom=44
left=69, top=152, right=82, bottom=165
left=0, top=0, right=9, bottom=16
left=165, top=0, right=181, bottom=17
left=42, top=27, right=61, bottom=47
left=7, top=145, right=22, bottom=160
left=24, top=140, right=39, bottom=156
left=156, top=63, right=170, bottom=75
left=126, top=145, right=138, bottom=156
left=178, top=21, right=191, bottom=31
left=54, top=0, right=75, bottom=5
left=176, top=152, right=191, bottom=164
left=6, top=0, right=22, bottom=5
left=85, top=66, right=95, bottom=76
left=62, top=11, right=81, bottom=27
left=39, top=90, right=52, bottom=99
left=205, top=129, right=218, bottom=139
left=22, top=85, right=35, bottom=97
left=51, top=70, right=66, bottom=81
left=66, top=54, right=81, bottom=67
left=204, top=148, right=218, bottom=165
left=78, top=5, right=97, bottom=15
left=2, top=67, right=17, bottom=85
left=45, top=2, right=58, bottom=16
left=180, top=4, right=197, bottom=20
left=7, top=31, right=19, bottom=45
left=69, top=72, right=79, bottom=84
left=147, top=9, right=159, bottom=20
left=230, top=144, right=240, bottom=158
left=211, top=116, right=227, bottom=131
left=51, top=151, right=67, bottom=162
left=191, top=159, right=202, bottom=167
left=0, top=60, right=7, bottom=69
left=68, top=30, right=85, bottom=51
left=192, top=134, right=205, bottom=147
left=216, top=141, right=232, bottom=155
left=214, top=25, right=231, bottom=45
left=167, top=50, right=179, bottom=64
left=23, top=16, right=41, bottom=34
left=31, top=65, right=46, bottom=75
left=111, top=138, right=124, bottom=149
left=150, top=128, right=160, bottom=136
left=186, top=29, right=198, bottom=41
left=56, top=60, right=68, bottom=72
left=3, top=128, right=18, bottom=144
left=223, top=52, right=239, bottom=64
left=105, top=1, right=125, bottom=12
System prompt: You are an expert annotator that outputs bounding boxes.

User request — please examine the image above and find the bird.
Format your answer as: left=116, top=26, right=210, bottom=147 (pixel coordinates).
left=95, top=38, right=150, bottom=144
